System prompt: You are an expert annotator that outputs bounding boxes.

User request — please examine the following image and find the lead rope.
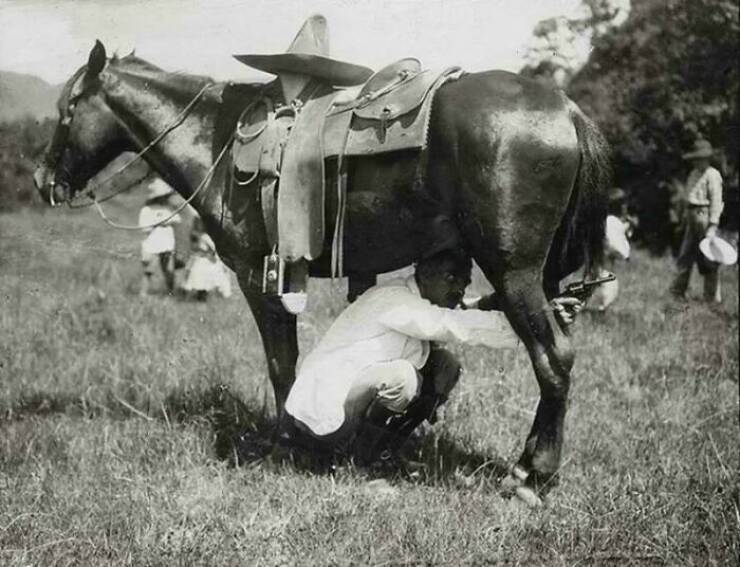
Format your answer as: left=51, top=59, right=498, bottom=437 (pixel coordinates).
left=93, top=130, right=234, bottom=231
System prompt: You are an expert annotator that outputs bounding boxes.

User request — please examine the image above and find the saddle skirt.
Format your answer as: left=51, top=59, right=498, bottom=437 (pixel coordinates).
left=231, top=61, right=464, bottom=264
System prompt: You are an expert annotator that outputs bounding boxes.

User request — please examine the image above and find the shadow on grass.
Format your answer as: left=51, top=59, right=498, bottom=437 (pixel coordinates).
left=2, top=387, right=511, bottom=487
left=1, top=385, right=276, bottom=464
left=404, top=433, right=510, bottom=484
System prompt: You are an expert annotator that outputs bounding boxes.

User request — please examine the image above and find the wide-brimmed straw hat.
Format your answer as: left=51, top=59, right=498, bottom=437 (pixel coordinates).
left=699, top=236, right=738, bottom=266
left=608, top=187, right=627, bottom=202
left=233, top=14, right=373, bottom=87
left=682, top=139, right=715, bottom=160
left=146, top=178, right=174, bottom=201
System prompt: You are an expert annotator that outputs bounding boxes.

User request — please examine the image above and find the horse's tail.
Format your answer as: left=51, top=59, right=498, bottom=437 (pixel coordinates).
left=545, top=100, right=611, bottom=290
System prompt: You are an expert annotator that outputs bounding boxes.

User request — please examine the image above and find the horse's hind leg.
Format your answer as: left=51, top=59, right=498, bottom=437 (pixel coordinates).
left=505, top=271, right=574, bottom=484
left=456, top=140, right=580, bottom=500
left=483, top=265, right=575, bottom=499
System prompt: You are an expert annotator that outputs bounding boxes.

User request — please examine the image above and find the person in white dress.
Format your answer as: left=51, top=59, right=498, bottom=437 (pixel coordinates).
left=138, top=179, right=181, bottom=296
left=182, top=216, right=232, bottom=300
left=588, top=213, right=631, bottom=312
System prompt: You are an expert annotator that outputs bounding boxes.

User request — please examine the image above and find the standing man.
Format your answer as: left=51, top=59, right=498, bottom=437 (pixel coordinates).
left=274, top=248, right=582, bottom=467
left=670, top=139, right=724, bottom=303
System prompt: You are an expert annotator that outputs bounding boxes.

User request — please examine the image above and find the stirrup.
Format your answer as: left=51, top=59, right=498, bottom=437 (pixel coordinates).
left=262, top=251, right=309, bottom=314
left=281, top=259, right=309, bottom=314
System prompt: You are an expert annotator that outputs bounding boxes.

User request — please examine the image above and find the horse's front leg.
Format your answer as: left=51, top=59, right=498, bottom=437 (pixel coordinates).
left=493, top=267, right=574, bottom=504
left=237, top=272, right=298, bottom=417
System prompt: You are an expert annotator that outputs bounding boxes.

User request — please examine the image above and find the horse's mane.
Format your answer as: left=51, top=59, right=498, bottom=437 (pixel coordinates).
left=108, top=54, right=219, bottom=104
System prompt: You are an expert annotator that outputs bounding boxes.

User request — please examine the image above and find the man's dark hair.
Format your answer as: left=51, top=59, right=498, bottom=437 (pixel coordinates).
left=416, top=248, right=472, bottom=280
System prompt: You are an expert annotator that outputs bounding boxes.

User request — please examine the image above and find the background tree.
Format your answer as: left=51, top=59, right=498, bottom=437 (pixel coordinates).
left=521, top=0, right=629, bottom=86
left=0, top=118, right=55, bottom=211
left=566, top=0, right=739, bottom=253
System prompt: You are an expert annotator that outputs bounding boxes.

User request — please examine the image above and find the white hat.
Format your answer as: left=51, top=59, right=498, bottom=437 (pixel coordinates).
left=146, top=178, right=174, bottom=201
left=699, top=236, right=738, bottom=266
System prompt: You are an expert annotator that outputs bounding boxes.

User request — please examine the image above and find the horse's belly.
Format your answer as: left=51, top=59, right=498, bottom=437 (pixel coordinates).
left=315, top=153, right=435, bottom=275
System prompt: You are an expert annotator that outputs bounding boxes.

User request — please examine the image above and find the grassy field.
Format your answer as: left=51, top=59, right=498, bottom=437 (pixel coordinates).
left=1, top=204, right=738, bottom=566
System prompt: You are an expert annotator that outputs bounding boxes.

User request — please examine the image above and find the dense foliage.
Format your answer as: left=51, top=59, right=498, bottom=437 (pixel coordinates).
left=0, top=117, right=55, bottom=211
left=566, top=0, right=739, bottom=252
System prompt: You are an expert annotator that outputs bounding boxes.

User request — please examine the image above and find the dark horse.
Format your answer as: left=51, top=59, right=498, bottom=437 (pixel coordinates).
left=34, top=41, right=610, bottom=502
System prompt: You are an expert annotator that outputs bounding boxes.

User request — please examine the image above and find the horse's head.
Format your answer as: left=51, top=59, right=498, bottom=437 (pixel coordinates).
left=34, top=41, right=128, bottom=205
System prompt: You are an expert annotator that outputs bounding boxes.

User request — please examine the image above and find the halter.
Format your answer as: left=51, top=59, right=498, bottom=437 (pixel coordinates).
left=45, top=77, right=224, bottom=230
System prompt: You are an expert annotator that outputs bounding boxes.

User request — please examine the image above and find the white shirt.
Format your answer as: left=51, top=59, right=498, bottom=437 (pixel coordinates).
left=138, top=205, right=181, bottom=255
left=684, top=166, right=724, bottom=225
left=285, top=276, right=519, bottom=435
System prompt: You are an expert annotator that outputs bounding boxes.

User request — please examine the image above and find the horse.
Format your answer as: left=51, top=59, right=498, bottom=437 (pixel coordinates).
left=34, top=41, right=610, bottom=503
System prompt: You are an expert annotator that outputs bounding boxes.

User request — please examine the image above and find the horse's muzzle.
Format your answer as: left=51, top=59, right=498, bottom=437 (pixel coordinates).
left=33, top=164, right=69, bottom=207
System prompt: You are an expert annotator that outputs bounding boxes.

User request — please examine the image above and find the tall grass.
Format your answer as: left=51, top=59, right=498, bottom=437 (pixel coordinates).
left=1, top=207, right=737, bottom=565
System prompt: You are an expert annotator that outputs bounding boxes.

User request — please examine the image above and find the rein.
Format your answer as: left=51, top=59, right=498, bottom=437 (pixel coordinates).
left=93, top=132, right=233, bottom=231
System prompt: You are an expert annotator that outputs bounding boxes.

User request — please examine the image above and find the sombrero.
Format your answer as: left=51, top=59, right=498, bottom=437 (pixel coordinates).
left=699, top=235, right=738, bottom=266
left=146, top=178, right=174, bottom=201
left=608, top=186, right=627, bottom=202
left=682, top=139, right=715, bottom=160
left=233, top=14, right=373, bottom=87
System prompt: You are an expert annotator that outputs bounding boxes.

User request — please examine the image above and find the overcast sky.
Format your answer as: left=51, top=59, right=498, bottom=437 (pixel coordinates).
left=1, top=0, right=591, bottom=85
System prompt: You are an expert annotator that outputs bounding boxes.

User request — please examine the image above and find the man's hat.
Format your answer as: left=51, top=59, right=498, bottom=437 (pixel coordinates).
left=233, top=14, right=374, bottom=87
left=682, top=139, right=715, bottom=160
left=608, top=186, right=627, bottom=202
left=146, top=178, right=174, bottom=201
left=699, top=235, right=738, bottom=266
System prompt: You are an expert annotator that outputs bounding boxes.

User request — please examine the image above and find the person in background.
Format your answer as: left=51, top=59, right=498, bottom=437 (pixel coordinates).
left=182, top=216, right=232, bottom=301
left=272, top=247, right=582, bottom=469
left=588, top=188, right=631, bottom=312
left=138, top=178, right=181, bottom=296
left=669, top=139, right=724, bottom=303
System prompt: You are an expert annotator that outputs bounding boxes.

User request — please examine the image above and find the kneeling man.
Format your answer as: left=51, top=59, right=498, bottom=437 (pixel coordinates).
left=277, top=248, right=581, bottom=465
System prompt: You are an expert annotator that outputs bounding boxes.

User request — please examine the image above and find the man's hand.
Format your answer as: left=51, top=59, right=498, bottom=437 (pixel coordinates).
left=551, top=297, right=583, bottom=327
left=706, top=224, right=718, bottom=239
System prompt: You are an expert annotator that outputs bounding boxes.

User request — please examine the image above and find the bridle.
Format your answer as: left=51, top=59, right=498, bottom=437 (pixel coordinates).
left=44, top=75, right=231, bottom=230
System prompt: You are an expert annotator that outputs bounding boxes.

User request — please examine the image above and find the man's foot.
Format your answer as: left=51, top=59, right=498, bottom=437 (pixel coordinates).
left=268, top=417, right=339, bottom=474
left=264, top=440, right=337, bottom=474
left=359, top=446, right=426, bottom=481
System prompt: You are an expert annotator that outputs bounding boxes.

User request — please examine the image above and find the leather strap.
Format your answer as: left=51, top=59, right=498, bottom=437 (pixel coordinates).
left=260, top=177, right=278, bottom=248
left=278, top=85, right=337, bottom=261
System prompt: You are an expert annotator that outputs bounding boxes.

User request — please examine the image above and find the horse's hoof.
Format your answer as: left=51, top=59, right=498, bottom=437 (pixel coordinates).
left=515, top=485, right=544, bottom=508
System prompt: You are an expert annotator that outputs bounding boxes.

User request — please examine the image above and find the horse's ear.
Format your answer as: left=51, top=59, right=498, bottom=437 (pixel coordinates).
left=85, top=40, right=106, bottom=80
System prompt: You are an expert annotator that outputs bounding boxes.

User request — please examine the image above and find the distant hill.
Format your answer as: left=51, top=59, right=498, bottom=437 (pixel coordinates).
left=0, top=70, right=61, bottom=122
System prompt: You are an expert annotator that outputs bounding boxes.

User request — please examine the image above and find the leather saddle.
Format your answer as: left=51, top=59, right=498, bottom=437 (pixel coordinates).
left=231, top=59, right=464, bottom=298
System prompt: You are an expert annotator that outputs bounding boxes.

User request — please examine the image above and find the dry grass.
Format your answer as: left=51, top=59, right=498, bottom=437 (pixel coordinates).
left=1, top=206, right=738, bottom=566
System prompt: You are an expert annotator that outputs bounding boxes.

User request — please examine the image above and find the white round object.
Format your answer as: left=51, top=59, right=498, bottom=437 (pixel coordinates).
left=281, top=292, right=308, bottom=314
left=699, top=236, right=738, bottom=266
